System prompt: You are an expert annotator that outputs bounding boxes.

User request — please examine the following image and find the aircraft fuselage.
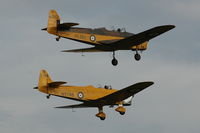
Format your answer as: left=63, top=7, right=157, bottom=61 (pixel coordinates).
left=48, top=27, right=148, bottom=50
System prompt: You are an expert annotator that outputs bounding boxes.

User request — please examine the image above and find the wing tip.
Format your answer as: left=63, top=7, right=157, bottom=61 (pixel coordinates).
left=54, top=106, right=69, bottom=109
left=54, top=107, right=63, bottom=109
left=146, top=81, right=154, bottom=85
left=148, top=81, right=154, bottom=86
left=166, top=25, right=176, bottom=29
left=159, top=25, right=176, bottom=30
left=61, top=50, right=69, bottom=52
left=137, top=81, right=154, bottom=87
left=61, top=50, right=78, bottom=52
left=147, top=81, right=154, bottom=84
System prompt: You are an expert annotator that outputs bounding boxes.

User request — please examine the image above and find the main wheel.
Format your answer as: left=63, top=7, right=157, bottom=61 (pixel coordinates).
left=119, top=112, right=125, bottom=115
left=134, top=53, right=141, bottom=61
left=100, top=117, right=105, bottom=120
left=111, top=58, right=118, bottom=66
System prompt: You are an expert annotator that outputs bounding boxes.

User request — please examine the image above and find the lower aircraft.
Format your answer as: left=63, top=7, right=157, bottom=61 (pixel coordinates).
left=34, top=70, right=154, bottom=120
left=42, top=10, right=175, bottom=66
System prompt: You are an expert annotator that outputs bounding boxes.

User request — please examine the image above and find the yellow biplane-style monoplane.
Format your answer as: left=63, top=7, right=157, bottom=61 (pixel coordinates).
left=42, top=10, right=175, bottom=66
left=34, top=70, right=154, bottom=120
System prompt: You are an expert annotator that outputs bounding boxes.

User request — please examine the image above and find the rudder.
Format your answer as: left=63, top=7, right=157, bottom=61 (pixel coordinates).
left=38, top=70, right=53, bottom=93
left=47, top=10, right=60, bottom=34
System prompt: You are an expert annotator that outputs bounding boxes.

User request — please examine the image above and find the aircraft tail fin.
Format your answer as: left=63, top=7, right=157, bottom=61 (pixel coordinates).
left=44, top=10, right=79, bottom=34
left=37, top=70, right=67, bottom=93
left=47, top=10, right=60, bottom=34
left=38, top=70, right=53, bottom=92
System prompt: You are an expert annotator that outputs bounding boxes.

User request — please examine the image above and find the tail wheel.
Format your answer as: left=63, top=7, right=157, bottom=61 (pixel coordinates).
left=56, top=36, right=60, bottom=41
left=46, top=94, right=51, bottom=99
left=134, top=53, right=141, bottom=61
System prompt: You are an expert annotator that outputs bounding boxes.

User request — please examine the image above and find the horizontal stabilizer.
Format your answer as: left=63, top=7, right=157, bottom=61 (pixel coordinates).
left=43, top=23, right=79, bottom=31
left=59, top=22, right=79, bottom=27
left=48, top=81, right=67, bottom=88
left=57, top=22, right=79, bottom=30
left=33, top=86, right=38, bottom=89
left=41, top=28, right=47, bottom=31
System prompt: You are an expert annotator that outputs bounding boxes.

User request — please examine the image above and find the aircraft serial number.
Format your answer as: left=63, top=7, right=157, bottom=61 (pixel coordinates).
left=61, top=92, right=74, bottom=97
left=74, top=34, right=86, bottom=40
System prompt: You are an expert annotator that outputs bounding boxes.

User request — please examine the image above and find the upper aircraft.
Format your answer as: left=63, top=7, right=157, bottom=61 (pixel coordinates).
left=34, top=70, right=154, bottom=120
left=42, top=10, right=175, bottom=66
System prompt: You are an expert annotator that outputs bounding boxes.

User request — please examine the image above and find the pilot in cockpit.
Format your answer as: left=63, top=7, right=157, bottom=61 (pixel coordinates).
left=104, top=85, right=112, bottom=90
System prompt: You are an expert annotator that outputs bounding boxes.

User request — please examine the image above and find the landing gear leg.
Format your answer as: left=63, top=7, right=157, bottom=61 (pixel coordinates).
left=111, top=51, right=118, bottom=66
left=96, top=106, right=106, bottom=120
left=134, top=49, right=141, bottom=61
left=56, top=36, right=60, bottom=41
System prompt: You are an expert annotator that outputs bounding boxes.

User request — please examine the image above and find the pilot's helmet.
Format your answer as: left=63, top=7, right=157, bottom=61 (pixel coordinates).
left=117, top=28, right=121, bottom=32
left=104, top=85, right=109, bottom=89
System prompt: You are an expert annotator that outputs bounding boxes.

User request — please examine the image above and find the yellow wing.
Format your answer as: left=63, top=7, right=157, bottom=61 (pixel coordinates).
left=55, top=81, right=154, bottom=109
left=106, top=25, right=175, bottom=49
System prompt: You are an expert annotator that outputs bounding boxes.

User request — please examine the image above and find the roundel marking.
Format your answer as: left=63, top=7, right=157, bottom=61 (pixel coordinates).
left=90, top=35, right=96, bottom=42
left=77, top=92, right=84, bottom=99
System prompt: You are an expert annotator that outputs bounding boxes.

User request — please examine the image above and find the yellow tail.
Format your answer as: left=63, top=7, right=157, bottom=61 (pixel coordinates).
left=38, top=70, right=53, bottom=93
left=47, top=10, right=60, bottom=34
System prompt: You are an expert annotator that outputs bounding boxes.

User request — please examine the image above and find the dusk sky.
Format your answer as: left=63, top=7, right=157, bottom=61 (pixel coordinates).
left=0, top=0, right=199, bottom=133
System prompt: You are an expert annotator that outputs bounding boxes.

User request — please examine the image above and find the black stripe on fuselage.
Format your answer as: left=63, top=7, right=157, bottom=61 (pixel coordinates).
left=51, top=94, right=87, bottom=102
left=60, top=27, right=133, bottom=37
